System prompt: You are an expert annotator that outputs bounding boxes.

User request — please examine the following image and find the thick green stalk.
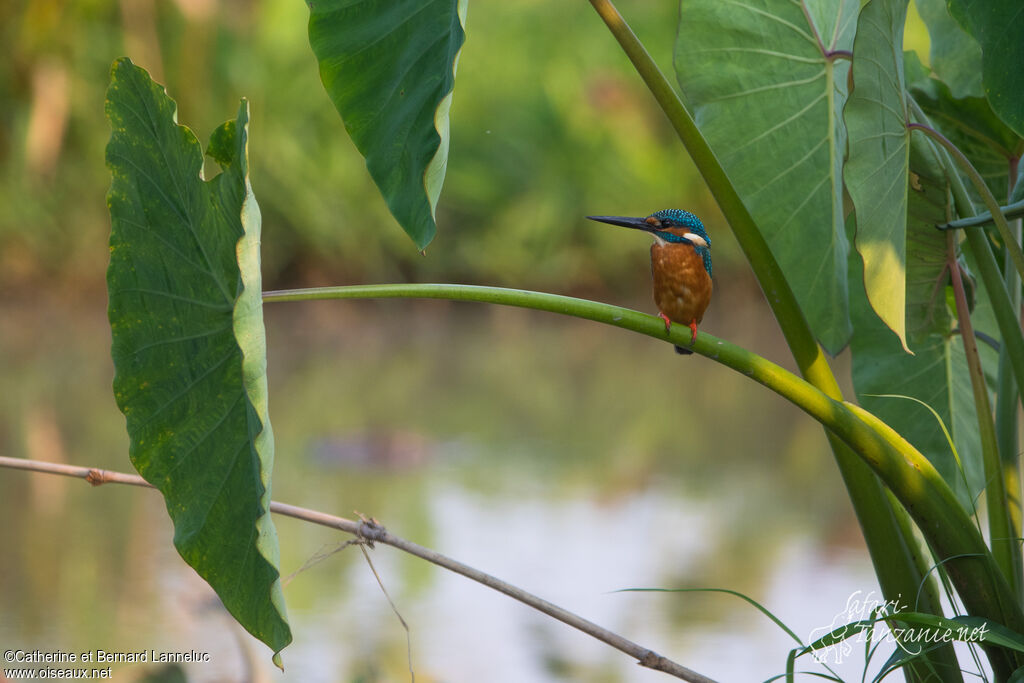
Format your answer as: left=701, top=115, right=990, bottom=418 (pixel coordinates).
left=849, top=402, right=1016, bottom=677
left=996, top=336, right=1024, bottom=603
left=263, top=282, right=1024, bottom=675
left=997, top=160, right=1024, bottom=604
left=883, top=486, right=947, bottom=617
left=947, top=230, right=1016, bottom=588
left=585, top=1, right=941, bottom=663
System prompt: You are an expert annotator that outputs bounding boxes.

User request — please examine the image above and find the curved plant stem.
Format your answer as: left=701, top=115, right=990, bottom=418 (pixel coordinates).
left=947, top=230, right=1016, bottom=588
left=0, top=455, right=714, bottom=683
left=584, top=2, right=945, bottom=666
left=263, top=282, right=1024, bottom=675
left=996, top=322, right=1024, bottom=604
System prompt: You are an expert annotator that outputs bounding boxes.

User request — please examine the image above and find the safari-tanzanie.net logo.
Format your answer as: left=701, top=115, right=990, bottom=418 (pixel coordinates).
left=807, top=590, right=989, bottom=665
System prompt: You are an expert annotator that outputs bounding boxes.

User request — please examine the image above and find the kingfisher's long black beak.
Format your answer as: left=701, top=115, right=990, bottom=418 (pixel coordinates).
left=586, top=215, right=659, bottom=234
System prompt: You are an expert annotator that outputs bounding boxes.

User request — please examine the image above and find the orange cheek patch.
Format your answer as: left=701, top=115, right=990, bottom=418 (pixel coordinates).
left=661, top=226, right=695, bottom=241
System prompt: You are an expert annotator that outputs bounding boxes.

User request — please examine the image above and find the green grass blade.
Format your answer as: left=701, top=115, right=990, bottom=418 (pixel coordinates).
left=862, top=394, right=974, bottom=515
left=615, top=587, right=803, bottom=645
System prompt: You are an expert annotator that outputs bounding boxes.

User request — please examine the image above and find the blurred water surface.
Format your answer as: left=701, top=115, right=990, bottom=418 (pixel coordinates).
left=0, top=292, right=892, bottom=682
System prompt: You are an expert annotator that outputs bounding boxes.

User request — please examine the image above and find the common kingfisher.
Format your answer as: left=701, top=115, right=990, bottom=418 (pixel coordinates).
left=588, top=209, right=712, bottom=355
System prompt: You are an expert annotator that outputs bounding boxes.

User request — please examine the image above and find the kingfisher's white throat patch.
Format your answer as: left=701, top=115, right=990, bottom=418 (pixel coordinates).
left=681, top=232, right=708, bottom=247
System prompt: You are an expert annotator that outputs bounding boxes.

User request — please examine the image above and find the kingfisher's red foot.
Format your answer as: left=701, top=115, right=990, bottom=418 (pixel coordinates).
left=658, top=311, right=672, bottom=332
left=689, top=319, right=698, bottom=344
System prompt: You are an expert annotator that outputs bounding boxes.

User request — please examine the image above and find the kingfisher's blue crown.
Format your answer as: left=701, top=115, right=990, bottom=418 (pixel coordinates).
left=649, top=209, right=712, bottom=277
left=649, top=209, right=709, bottom=242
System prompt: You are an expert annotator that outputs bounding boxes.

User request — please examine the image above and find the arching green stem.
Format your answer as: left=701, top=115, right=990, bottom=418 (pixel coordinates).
left=264, top=282, right=1023, bottom=675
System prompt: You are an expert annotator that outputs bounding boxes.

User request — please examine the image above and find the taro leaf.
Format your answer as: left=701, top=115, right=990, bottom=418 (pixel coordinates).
left=905, top=51, right=1020, bottom=202
left=946, top=0, right=1024, bottom=140
left=851, top=330, right=982, bottom=508
left=914, top=0, right=983, bottom=99
left=843, top=0, right=911, bottom=351
left=905, top=131, right=953, bottom=344
left=307, top=0, right=467, bottom=250
left=674, top=0, right=859, bottom=354
left=850, top=131, right=985, bottom=507
left=105, top=58, right=290, bottom=661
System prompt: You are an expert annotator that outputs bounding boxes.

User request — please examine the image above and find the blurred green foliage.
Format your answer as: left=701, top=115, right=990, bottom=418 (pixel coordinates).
left=0, top=0, right=736, bottom=293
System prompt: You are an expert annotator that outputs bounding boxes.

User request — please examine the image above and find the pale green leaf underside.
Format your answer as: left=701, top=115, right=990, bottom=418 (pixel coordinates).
left=675, top=0, right=859, bottom=354
left=844, top=0, right=910, bottom=351
left=308, top=0, right=467, bottom=250
left=904, top=124, right=954, bottom=344
left=105, top=58, right=290, bottom=657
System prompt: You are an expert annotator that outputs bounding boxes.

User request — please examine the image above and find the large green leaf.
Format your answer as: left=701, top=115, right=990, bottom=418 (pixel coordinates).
left=914, top=0, right=983, bottom=99
left=946, top=0, right=1024, bottom=140
left=843, top=0, right=911, bottom=351
left=674, top=0, right=859, bottom=353
left=850, top=132, right=984, bottom=506
left=105, top=58, right=290, bottom=660
left=307, top=0, right=467, bottom=250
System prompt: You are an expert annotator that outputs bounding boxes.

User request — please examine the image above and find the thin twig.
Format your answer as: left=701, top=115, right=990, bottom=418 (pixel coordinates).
left=357, top=541, right=415, bottom=683
left=282, top=539, right=359, bottom=587
left=0, top=455, right=716, bottom=683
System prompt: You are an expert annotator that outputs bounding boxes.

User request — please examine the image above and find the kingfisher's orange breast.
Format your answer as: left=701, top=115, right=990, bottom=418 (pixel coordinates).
left=650, top=242, right=712, bottom=325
